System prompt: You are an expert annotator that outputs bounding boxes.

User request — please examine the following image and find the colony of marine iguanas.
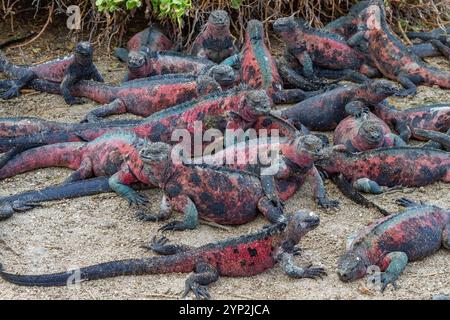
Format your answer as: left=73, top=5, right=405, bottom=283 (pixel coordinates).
left=0, top=0, right=448, bottom=299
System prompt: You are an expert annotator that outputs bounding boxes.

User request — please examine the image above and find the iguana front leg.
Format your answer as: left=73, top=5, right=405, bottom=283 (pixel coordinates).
left=345, top=100, right=368, bottom=117
left=2, top=72, right=36, bottom=99
left=306, top=166, right=340, bottom=209
left=159, top=195, right=199, bottom=231
left=378, top=251, right=408, bottom=291
left=257, top=196, right=285, bottom=224
left=137, top=194, right=173, bottom=222
left=109, top=166, right=147, bottom=207
left=82, top=99, right=127, bottom=123
left=279, top=252, right=326, bottom=279
left=183, top=262, right=219, bottom=300
left=276, top=57, right=323, bottom=91
left=353, top=177, right=387, bottom=194
left=221, top=54, right=241, bottom=69
left=260, top=174, right=284, bottom=209
left=294, top=50, right=314, bottom=79
left=347, top=31, right=366, bottom=48
left=395, top=73, right=417, bottom=96
left=90, top=66, right=105, bottom=82
left=61, top=74, right=84, bottom=105
left=144, top=235, right=193, bottom=255
left=430, top=40, right=450, bottom=60
left=383, top=133, right=407, bottom=147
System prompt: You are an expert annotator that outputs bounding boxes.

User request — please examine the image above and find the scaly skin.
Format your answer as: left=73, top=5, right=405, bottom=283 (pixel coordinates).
left=126, top=50, right=213, bottom=81
left=0, top=42, right=104, bottom=104
left=371, top=102, right=450, bottom=141
left=189, top=10, right=237, bottom=64
left=125, top=50, right=237, bottom=88
left=199, top=135, right=339, bottom=208
left=316, top=146, right=450, bottom=194
left=0, top=211, right=326, bottom=299
left=114, top=25, right=173, bottom=62
left=0, top=131, right=331, bottom=218
left=275, top=80, right=398, bottom=131
left=273, top=17, right=375, bottom=82
left=353, top=3, right=450, bottom=95
left=224, top=19, right=319, bottom=104
left=337, top=198, right=449, bottom=291
left=0, top=116, right=139, bottom=140
left=135, top=142, right=289, bottom=229
left=334, top=110, right=405, bottom=152
left=0, top=89, right=275, bottom=152
left=323, top=1, right=370, bottom=39
left=30, top=75, right=222, bottom=121
left=323, top=1, right=444, bottom=59
left=406, top=26, right=449, bottom=45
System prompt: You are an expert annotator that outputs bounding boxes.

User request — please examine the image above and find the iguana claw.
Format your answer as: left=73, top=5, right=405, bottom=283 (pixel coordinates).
left=159, top=221, right=189, bottom=232
left=0, top=201, right=42, bottom=220
left=183, top=280, right=211, bottom=300
left=1, top=85, right=20, bottom=100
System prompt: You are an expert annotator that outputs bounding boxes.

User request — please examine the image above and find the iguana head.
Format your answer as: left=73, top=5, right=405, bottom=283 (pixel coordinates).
left=364, top=80, right=399, bottom=104
left=337, top=251, right=368, bottom=282
left=359, top=120, right=384, bottom=146
left=273, top=17, right=297, bottom=34
left=196, top=75, right=222, bottom=95
left=127, top=50, right=147, bottom=70
left=280, top=211, right=320, bottom=252
left=360, top=3, right=383, bottom=31
left=294, top=134, right=327, bottom=160
left=246, top=20, right=264, bottom=42
left=139, top=142, right=173, bottom=185
left=207, top=65, right=237, bottom=87
left=208, top=10, right=230, bottom=29
left=74, top=42, right=94, bottom=64
left=238, top=90, right=272, bottom=121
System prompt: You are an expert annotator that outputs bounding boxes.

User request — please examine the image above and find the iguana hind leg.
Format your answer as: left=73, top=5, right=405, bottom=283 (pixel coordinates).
left=430, top=40, right=450, bottom=60
left=395, top=74, right=417, bottom=96
left=144, top=235, right=193, bottom=255
left=442, top=224, right=450, bottom=250
left=183, top=262, right=219, bottom=300
left=279, top=252, right=326, bottom=279
left=159, top=195, right=199, bottom=232
left=83, top=99, right=127, bottom=123
left=257, top=196, right=285, bottom=223
left=64, top=157, right=93, bottom=183
left=378, top=251, right=408, bottom=291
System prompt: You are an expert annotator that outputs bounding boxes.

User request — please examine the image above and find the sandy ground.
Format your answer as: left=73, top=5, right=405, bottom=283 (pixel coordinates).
left=0, top=21, right=449, bottom=300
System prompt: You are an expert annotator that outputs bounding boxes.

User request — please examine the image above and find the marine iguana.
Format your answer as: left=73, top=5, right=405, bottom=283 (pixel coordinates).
left=222, top=19, right=321, bottom=104
left=273, top=16, right=379, bottom=83
left=0, top=211, right=326, bottom=299
left=114, top=25, right=173, bottom=62
left=371, top=102, right=450, bottom=142
left=334, top=110, right=405, bottom=152
left=316, top=145, right=450, bottom=194
left=274, top=80, right=398, bottom=131
left=189, top=10, right=237, bottom=63
left=337, top=198, right=449, bottom=291
left=0, top=89, right=277, bottom=155
left=24, top=74, right=222, bottom=122
left=0, top=42, right=104, bottom=104
left=350, top=2, right=450, bottom=95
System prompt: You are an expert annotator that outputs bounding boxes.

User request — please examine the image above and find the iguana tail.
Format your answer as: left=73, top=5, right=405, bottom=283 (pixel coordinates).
left=0, top=254, right=197, bottom=286
left=0, top=51, right=26, bottom=77
left=114, top=47, right=129, bottom=62
left=420, top=66, right=450, bottom=88
left=0, top=142, right=85, bottom=179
